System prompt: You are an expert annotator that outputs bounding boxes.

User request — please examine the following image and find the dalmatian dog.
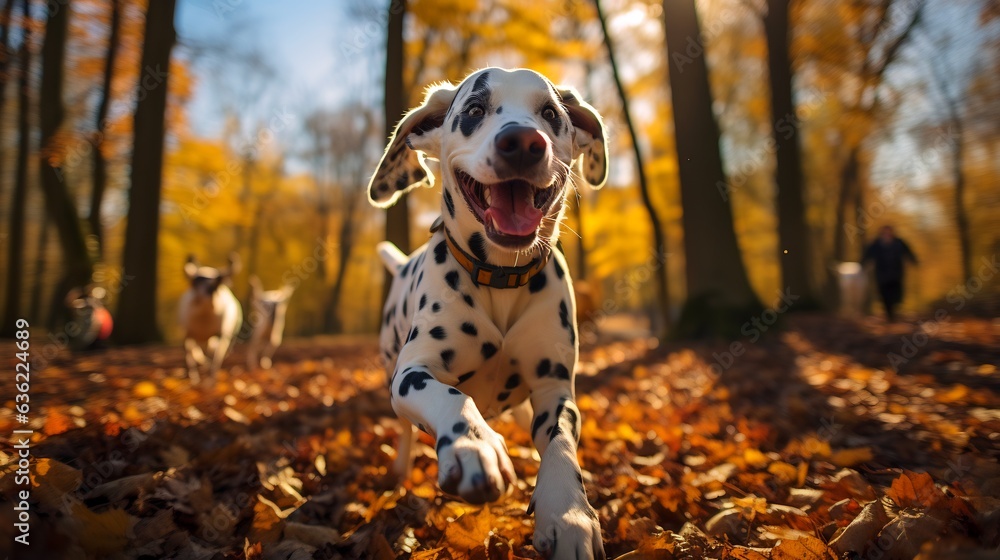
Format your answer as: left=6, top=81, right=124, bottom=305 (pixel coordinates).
left=178, top=254, right=243, bottom=382
left=369, top=68, right=608, bottom=560
left=246, top=276, right=295, bottom=370
left=837, top=261, right=871, bottom=318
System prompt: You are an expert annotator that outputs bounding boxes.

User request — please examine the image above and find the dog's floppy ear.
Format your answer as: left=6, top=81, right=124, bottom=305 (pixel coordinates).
left=368, top=83, right=458, bottom=208
left=556, top=86, right=608, bottom=189
left=184, top=255, right=198, bottom=280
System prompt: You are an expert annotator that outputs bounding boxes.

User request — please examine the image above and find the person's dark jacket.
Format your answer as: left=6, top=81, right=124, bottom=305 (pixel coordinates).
left=863, top=238, right=917, bottom=284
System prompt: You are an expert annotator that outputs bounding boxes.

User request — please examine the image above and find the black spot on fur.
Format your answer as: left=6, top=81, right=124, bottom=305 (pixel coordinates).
left=559, top=300, right=575, bottom=344
left=463, top=294, right=475, bottom=307
left=445, top=270, right=460, bottom=290
left=430, top=326, right=447, bottom=340
left=401, top=260, right=411, bottom=277
left=419, top=294, right=427, bottom=310
left=531, top=411, right=550, bottom=440
left=559, top=404, right=580, bottom=441
left=505, top=374, right=521, bottom=389
left=398, top=370, right=432, bottom=397
left=432, top=302, right=441, bottom=312
left=394, top=174, right=409, bottom=191
left=437, top=435, right=453, bottom=452
left=448, top=387, right=462, bottom=395
left=496, top=106, right=503, bottom=114
left=416, top=270, right=424, bottom=287
left=469, top=233, right=488, bottom=262
left=497, top=391, right=510, bottom=402
left=384, top=305, right=396, bottom=326
left=444, top=189, right=456, bottom=218
left=459, top=111, right=485, bottom=137
left=376, top=181, right=389, bottom=193
left=402, top=298, right=408, bottom=317
left=440, top=349, right=455, bottom=370
left=412, top=167, right=426, bottom=181
left=434, top=241, right=448, bottom=264
left=528, top=271, right=547, bottom=293
left=457, top=371, right=475, bottom=384
left=553, top=258, right=565, bottom=279
left=471, top=71, right=490, bottom=95
left=452, top=422, right=467, bottom=434
left=481, top=342, right=498, bottom=359
left=407, top=327, right=419, bottom=342
left=536, top=358, right=552, bottom=377
left=460, top=322, right=478, bottom=336
left=553, top=363, right=570, bottom=380
left=458, top=72, right=491, bottom=137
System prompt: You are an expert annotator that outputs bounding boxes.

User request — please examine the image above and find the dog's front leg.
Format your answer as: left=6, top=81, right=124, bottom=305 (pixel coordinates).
left=528, top=383, right=604, bottom=560
left=390, top=360, right=516, bottom=503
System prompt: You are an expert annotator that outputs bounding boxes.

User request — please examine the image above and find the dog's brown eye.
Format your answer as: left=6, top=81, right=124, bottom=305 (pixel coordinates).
left=542, top=106, right=557, bottom=121
left=467, top=105, right=485, bottom=118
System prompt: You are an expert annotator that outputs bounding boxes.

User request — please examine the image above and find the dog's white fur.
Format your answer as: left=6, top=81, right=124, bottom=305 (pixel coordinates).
left=178, top=255, right=243, bottom=382
left=836, top=261, right=867, bottom=317
left=247, top=276, right=295, bottom=369
left=370, top=68, right=607, bottom=559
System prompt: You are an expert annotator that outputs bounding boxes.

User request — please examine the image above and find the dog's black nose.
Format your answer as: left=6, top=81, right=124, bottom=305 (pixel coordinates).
left=495, top=126, right=546, bottom=168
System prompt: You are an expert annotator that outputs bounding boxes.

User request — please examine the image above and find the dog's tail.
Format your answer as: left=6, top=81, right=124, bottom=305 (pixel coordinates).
left=377, top=242, right=408, bottom=276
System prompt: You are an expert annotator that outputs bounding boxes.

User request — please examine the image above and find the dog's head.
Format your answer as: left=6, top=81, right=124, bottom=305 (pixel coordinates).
left=184, top=254, right=239, bottom=299
left=368, top=67, right=607, bottom=256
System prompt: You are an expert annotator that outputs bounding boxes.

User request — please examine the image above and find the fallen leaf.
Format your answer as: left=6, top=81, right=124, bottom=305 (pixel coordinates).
left=771, top=535, right=836, bottom=560
left=445, top=507, right=493, bottom=551
left=829, top=447, right=874, bottom=468
left=830, top=499, right=889, bottom=555
left=72, top=502, right=134, bottom=556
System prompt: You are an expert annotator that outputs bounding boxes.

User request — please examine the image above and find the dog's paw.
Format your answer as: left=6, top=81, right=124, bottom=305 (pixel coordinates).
left=436, top=421, right=515, bottom=504
left=530, top=463, right=605, bottom=559
left=532, top=506, right=604, bottom=560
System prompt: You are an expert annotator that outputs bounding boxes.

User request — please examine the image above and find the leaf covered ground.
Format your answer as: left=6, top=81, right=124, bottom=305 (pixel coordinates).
left=1, top=315, right=999, bottom=560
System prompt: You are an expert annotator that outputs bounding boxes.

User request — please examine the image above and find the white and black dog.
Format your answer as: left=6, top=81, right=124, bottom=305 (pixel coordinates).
left=246, top=275, right=295, bottom=370
left=179, top=254, right=243, bottom=382
left=370, top=68, right=607, bottom=559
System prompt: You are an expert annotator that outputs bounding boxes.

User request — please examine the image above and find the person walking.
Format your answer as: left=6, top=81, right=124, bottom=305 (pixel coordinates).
left=862, top=225, right=918, bottom=322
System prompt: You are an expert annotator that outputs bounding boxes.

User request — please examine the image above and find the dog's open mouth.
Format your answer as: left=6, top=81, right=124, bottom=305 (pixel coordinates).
left=456, top=170, right=561, bottom=247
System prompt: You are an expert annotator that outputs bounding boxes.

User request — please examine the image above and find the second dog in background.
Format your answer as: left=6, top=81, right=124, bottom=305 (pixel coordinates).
left=246, top=276, right=295, bottom=370
left=179, top=254, right=243, bottom=382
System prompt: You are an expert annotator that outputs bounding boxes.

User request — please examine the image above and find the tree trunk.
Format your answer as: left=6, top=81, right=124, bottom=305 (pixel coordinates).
left=764, top=0, right=816, bottom=307
left=664, top=0, right=763, bottom=338
left=115, top=0, right=177, bottom=344
left=383, top=0, right=410, bottom=304
left=594, top=0, right=670, bottom=332
left=29, top=215, right=50, bottom=323
left=327, top=212, right=356, bottom=334
left=38, top=0, right=95, bottom=327
left=951, top=127, right=971, bottom=281
left=88, top=0, right=121, bottom=256
left=1, top=0, right=31, bottom=337
left=0, top=0, right=16, bottom=179
left=833, top=145, right=860, bottom=263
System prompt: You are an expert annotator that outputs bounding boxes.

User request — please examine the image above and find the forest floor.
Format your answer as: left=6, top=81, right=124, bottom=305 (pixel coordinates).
left=1, top=314, right=999, bottom=560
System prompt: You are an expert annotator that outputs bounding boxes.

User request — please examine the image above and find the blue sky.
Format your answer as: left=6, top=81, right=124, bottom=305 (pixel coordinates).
left=176, top=0, right=385, bottom=137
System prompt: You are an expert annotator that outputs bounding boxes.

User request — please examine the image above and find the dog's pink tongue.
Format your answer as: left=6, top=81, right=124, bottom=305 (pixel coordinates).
left=484, top=181, right=542, bottom=236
